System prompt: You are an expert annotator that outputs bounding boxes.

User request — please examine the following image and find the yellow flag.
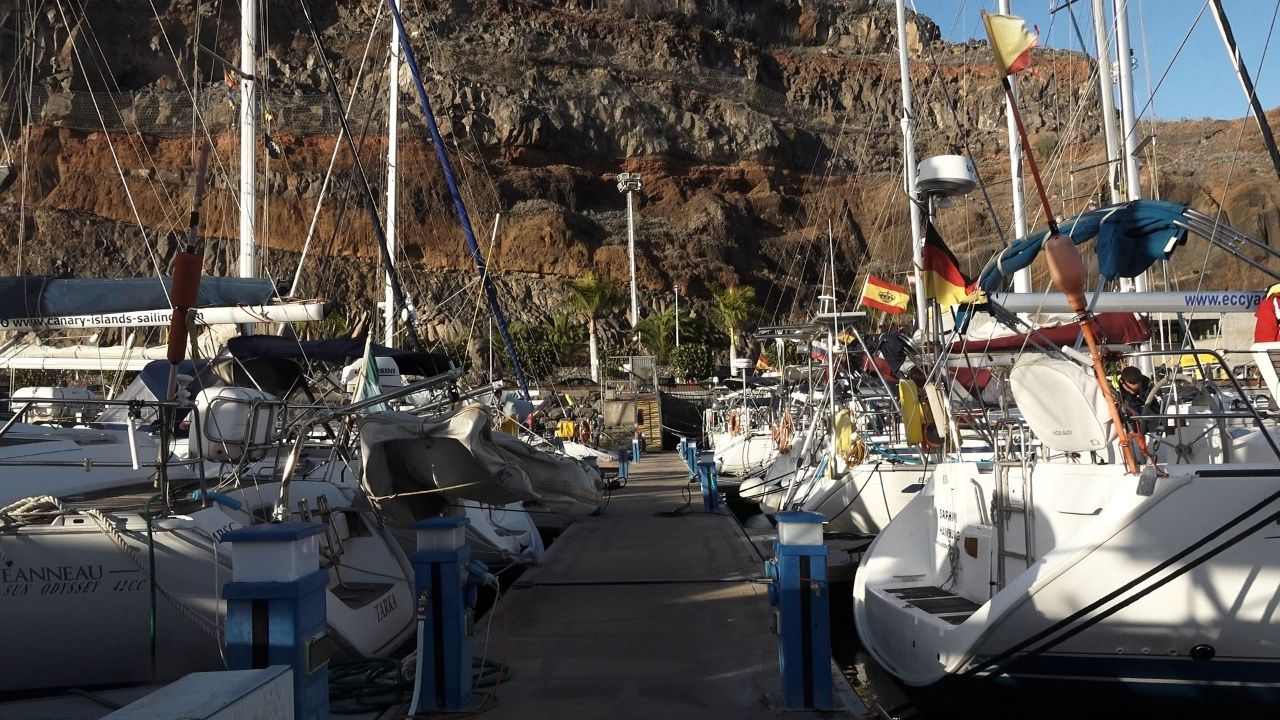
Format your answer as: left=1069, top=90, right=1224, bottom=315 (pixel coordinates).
left=982, top=12, right=1037, bottom=75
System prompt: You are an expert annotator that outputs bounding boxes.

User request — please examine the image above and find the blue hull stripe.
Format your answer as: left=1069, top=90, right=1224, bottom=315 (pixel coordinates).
left=986, top=653, right=1280, bottom=687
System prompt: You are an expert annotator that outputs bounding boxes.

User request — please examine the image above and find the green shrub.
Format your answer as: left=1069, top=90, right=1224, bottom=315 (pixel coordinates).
left=670, top=343, right=714, bottom=380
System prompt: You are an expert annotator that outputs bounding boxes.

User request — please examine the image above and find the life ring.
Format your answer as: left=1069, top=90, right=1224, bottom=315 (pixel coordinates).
left=728, top=410, right=742, bottom=436
left=773, top=411, right=793, bottom=452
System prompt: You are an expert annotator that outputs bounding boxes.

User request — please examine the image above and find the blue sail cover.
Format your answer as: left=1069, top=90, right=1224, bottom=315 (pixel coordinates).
left=977, top=200, right=1191, bottom=293
left=0, top=276, right=276, bottom=320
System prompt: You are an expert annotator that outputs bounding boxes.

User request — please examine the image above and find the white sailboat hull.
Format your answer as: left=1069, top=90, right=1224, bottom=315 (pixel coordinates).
left=0, top=481, right=415, bottom=692
left=711, top=429, right=778, bottom=477
left=798, top=460, right=925, bottom=535
left=854, top=460, right=1280, bottom=691
left=0, top=424, right=197, bottom=507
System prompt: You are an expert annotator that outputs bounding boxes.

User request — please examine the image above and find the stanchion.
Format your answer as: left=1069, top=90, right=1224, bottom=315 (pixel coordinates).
left=685, top=441, right=698, bottom=479
left=617, top=446, right=630, bottom=485
left=764, top=512, right=832, bottom=709
left=408, top=517, right=482, bottom=714
left=696, top=458, right=720, bottom=512
left=222, top=522, right=330, bottom=720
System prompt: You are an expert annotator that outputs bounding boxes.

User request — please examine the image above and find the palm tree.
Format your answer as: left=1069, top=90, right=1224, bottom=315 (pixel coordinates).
left=711, top=284, right=757, bottom=366
left=635, top=306, right=677, bottom=362
left=545, top=312, right=587, bottom=365
left=565, top=271, right=623, bottom=381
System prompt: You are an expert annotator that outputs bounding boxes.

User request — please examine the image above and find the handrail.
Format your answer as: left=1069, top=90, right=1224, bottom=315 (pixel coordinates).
left=1124, top=348, right=1280, bottom=462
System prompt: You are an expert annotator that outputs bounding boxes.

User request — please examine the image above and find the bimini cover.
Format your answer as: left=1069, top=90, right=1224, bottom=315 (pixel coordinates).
left=1010, top=355, right=1114, bottom=453
left=359, top=406, right=536, bottom=526
left=977, top=200, right=1190, bottom=292
left=491, top=434, right=604, bottom=517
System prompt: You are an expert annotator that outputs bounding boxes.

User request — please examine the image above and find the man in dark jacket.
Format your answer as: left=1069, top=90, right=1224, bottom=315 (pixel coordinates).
left=1116, top=366, right=1153, bottom=432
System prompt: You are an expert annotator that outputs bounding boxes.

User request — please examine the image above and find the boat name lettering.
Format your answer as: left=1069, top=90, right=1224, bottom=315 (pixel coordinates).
left=1, top=564, right=104, bottom=584
left=39, top=580, right=101, bottom=595
left=211, top=521, right=239, bottom=543
left=1, top=583, right=29, bottom=597
left=374, top=593, right=398, bottom=622
left=937, top=509, right=957, bottom=522
left=113, top=579, right=147, bottom=592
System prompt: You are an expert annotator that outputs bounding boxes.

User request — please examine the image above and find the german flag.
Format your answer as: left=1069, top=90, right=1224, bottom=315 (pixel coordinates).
left=859, top=275, right=910, bottom=314
left=923, top=222, right=976, bottom=310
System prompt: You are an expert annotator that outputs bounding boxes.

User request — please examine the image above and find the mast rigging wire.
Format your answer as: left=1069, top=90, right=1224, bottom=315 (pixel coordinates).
left=383, top=0, right=531, bottom=399
left=296, top=0, right=423, bottom=352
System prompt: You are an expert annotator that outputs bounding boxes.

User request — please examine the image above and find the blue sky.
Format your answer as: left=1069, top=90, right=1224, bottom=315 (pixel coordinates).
left=907, top=0, right=1278, bottom=120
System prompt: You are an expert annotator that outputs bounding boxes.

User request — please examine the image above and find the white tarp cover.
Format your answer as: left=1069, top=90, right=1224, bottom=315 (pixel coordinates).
left=1010, top=354, right=1115, bottom=453
left=359, top=405, right=601, bottom=522
left=492, top=433, right=603, bottom=518
left=359, top=406, right=537, bottom=518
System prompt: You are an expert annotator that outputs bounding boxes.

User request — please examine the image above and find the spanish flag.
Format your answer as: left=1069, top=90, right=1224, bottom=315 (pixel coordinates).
left=922, top=222, right=976, bottom=310
left=859, top=275, right=910, bottom=315
left=982, top=12, right=1038, bottom=76
left=755, top=353, right=771, bottom=372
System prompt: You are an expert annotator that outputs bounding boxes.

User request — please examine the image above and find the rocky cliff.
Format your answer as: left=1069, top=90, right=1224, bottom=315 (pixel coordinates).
left=0, top=0, right=1276, bottom=353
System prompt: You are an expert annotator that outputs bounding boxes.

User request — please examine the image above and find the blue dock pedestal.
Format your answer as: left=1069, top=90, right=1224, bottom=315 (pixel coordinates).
left=684, top=441, right=698, bottom=479
left=221, top=522, right=329, bottom=720
left=617, top=446, right=630, bottom=484
left=697, top=458, right=720, bottom=512
left=408, top=518, right=476, bottom=714
left=765, top=512, right=832, bottom=709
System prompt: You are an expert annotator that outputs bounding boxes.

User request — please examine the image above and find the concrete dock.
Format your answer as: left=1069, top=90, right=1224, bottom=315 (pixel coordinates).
left=475, top=451, right=863, bottom=719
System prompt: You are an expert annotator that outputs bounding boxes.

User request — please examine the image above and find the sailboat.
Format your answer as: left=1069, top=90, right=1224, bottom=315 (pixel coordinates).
left=851, top=0, right=1280, bottom=698
left=854, top=196, right=1280, bottom=697
left=0, top=5, right=428, bottom=692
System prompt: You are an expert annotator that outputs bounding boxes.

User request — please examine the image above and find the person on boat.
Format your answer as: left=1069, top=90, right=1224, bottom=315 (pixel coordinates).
left=1115, top=366, right=1154, bottom=433
left=1253, top=282, right=1280, bottom=342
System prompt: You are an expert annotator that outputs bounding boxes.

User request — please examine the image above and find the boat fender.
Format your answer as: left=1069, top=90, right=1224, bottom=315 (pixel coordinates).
left=899, top=379, right=925, bottom=446
left=728, top=410, right=742, bottom=436
left=833, top=410, right=856, bottom=458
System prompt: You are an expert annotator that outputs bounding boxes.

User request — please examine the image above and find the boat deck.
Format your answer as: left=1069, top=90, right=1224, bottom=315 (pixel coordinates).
left=474, top=451, right=864, bottom=719
left=883, top=585, right=981, bottom=626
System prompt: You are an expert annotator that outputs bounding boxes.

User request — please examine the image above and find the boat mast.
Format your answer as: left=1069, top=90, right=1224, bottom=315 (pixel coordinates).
left=1114, top=0, right=1142, bottom=208
left=1113, top=0, right=1153, bottom=374
left=1000, top=0, right=1031, bottom=293
left=384, top=3, right=400, bottom=347
left=1091, top=0, right=1124, bottom=204
left=895, top=0, right=928, bottom=336
left=238, top=0, right=257, bottom=279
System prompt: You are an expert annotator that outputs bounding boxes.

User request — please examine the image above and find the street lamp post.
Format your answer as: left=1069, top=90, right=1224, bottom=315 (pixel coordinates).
left=616, top=172, right=642, bottom=330
left=674, top=284, right=681, bottom=347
